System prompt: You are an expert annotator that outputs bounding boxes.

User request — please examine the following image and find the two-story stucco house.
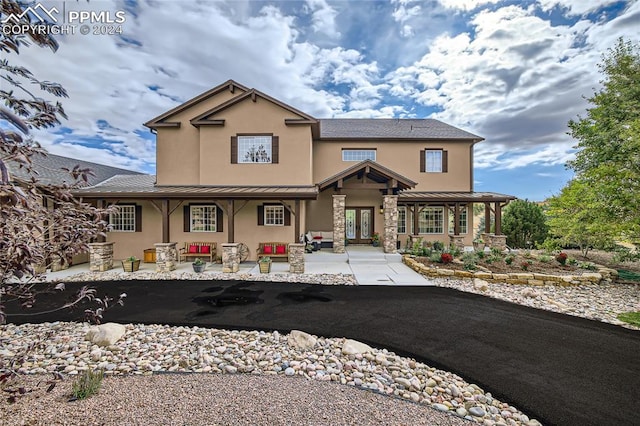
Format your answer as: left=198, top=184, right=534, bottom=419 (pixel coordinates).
left=75, top=80, right=515, bottom=260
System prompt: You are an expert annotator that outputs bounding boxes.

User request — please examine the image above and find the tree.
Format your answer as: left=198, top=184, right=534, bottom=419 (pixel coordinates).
left=0, top=1, right=122, bottom=324
left=564, top=37, right=640, bottom=241
left=545, top=179, right=617, bottom=258
left=501, top=199, right=548, bottom=248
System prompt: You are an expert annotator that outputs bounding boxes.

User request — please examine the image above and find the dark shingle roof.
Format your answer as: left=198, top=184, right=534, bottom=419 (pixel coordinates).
left=319, top=119, right=483, bottom=141
left=8, top=153, right=141, bottom=187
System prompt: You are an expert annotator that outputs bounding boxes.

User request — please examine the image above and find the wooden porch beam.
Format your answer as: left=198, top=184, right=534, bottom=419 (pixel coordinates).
left=294, top=199, right=300, bottom=242
left=161, top=199, right=170, bottom=243
left=227, top=199, right=234, bottom=243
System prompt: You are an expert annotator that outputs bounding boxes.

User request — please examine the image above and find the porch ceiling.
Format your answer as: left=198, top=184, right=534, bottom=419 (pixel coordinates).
left=317, top=159, right=416, bottom=191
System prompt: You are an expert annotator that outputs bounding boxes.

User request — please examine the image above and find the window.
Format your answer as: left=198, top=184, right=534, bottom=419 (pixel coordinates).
left=264, top=205, right=284, bottom=226
left=109, top=205, right=136, bottom=232
left=448, top=207, right=468, bottom=234
left=418, top=207, right=444, bottom=234
left=342, top=149, right=376, bottom=162
left=398, top=206, right=407, bottom=234
left=238, top=135, right=272, bottom=163
left=190, top=205, right=217, bottom=232
left=425, top=150, right=442, bottom=172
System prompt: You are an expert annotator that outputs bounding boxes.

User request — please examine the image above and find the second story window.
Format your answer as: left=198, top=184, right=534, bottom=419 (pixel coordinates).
left=420, top=149, right=448, bottom=173
left=342, top=149, right=376, bottom=162
left=239, top=135, right=272, bottom=163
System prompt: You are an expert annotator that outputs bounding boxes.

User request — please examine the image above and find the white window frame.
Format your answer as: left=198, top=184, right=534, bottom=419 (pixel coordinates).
left=425, top=150, right=442, bottom=173
left=238, top=135, right=272, bottom=163
left=448, top=207, right=468, bottom=235
left=264, top=205, right=284, bottom=226
left=190, top=205, right=217, bottom=232
left=418, top=207, right=444, bottom=234
left=342, top=149, right=376, bottom=162
left=109, top=205, right=136, bottom=232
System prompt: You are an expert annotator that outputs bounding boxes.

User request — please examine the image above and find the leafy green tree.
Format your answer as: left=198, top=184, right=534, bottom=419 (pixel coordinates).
left=501, top=200, right=548, bottom=248
left=564, top=38, right=640, bottom=241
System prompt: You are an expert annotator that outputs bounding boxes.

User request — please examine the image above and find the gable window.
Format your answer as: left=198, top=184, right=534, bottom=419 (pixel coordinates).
left=109, top=204, right=140, bottom=232
left=237, top=135, right=272, bottom=163
left=448, top=207, right=468, bottom=234
left=418, top=207, right=444, bottom=234
left=420, top=149, right=448, bottom=173
left=190, top=205, right=217, bottom=232
left=342, top=149, right=376, bottom=162
left=264, top=205, right=284, bottom=226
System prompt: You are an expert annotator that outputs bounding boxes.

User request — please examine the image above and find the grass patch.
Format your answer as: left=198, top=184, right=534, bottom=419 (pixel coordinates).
left=617, top=269, right=640, bottom=282
left=72, top=369, right=103, bottom=400
left=617, top=312, right=640, bottom=327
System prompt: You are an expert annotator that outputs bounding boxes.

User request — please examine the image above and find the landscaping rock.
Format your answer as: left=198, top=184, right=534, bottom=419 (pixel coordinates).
left=287, top=330, right=317, bottom=350
left=342, top=339, right=373, bottom=355
left=85, top=323, right=126, bottom=347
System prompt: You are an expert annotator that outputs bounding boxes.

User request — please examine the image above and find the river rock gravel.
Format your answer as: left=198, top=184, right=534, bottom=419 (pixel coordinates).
left=0, top=322, right=541, bottom=426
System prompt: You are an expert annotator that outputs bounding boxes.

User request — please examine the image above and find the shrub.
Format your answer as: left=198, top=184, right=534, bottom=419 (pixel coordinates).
left=429, top=253, right=442, bottom=263
left=476, top=250, right=485, bottom=259
left=505, top=255, right=514, bottom=265
left=433, top=241, right=444, bottom=252
left=567, top=258, right=577, bottom=266
left=612, top=247, right=640, bottom=263
left=448, top=246, right=462, bottom=257
left=462, top=253, right=477, bottom=270
left=520, top=260, right=532, bottom=271
left=578, top=261, right=597, bottom=271
left=71, top=370, right=103, bottom=400
left=555, top=252, right=568, bottom=265
left=490, top=247, right=503, bottom=257
left=538, top=255, right=552, bottom=263
left=440, top=253, right=453, bottom=264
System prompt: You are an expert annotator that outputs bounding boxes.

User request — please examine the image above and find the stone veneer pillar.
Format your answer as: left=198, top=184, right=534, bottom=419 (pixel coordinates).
left=332, top=195, right=346, bottom=254
left=449, top=235, right=465, bottom=251
left=88, top=242, right=114, bottom=272
left=222, top=243, right=239, bottom=273
left=154, top=242, right=177, bottom=272
left=382, top=195, right=398, bottom=254
left=288, top=243, right=305, bottom=274
left=490, top=235, right=507, bottom=251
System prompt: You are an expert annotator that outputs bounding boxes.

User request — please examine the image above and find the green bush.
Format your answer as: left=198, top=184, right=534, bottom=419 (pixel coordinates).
left=429, top=253, right=442, bottom=263
left=433, top=241, right=444, bottom=252
left=538, top=255, right=552, bottom=263
left=612, top=247, right=640, bottom=263
left=476, top=250, right=485, bottom=259
left=462, top=253, right=477, bottom=270
left=505, top=255, right=514, bottom=265
left=578, top=261, right=597, bottom=271
left=72, top=369, right=104, bottom=400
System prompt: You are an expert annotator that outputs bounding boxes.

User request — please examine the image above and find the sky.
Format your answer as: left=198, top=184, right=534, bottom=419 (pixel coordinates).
left=3, top=0, right=639, bottom=200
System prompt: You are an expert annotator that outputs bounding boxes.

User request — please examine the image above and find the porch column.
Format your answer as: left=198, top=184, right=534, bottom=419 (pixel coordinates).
left=494, top=201, right=502, bottom=235
left=154, top=242, right=177, bottom=272
left=227, top=199, right=234, bottom=243
left=484, top=202, right=491, bottom=233
left=222, top=243, right=239, bottom=273
left=288, top=243, right=305, bottom=273
left=161, top=199, right=170, bottom=243
left=332, top=195, right=346, bottom=254
left=88, top=242, right=114, bottom=272
left=294, top=199, right=301, bottom=243
left=382, top=195, right=398, bottom=253
left=96, top=199, right=106, bottom=243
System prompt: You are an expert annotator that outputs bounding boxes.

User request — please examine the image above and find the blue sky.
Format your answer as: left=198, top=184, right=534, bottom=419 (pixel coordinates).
left=4, top=0, right=639, bottom=200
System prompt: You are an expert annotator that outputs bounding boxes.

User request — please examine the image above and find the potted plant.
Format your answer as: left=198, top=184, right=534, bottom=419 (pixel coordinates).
left=473, top=238, right=484, bottom=251
left=371, top=232, right=380, bottom=247
left=192, top=258, right=206, bottom=273
left=122, top=256, right=140, bottom=272
left=258, top=256, right=271, bottom=273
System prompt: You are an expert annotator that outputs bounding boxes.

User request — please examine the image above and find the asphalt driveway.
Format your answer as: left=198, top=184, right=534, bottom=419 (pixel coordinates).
left=7, top=280, right=640, bottom=426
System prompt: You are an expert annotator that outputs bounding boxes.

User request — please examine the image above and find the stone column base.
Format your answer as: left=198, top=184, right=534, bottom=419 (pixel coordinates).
left=383, top=195, right=398, bottom=254
left=490, top=235, right=507, bottom=251
left=155, top=242, right=177, bottom=272
left=288, top=243, right=305, bottom=274
left=332, top=195, right=346, bottom=254
left=222, top=243, right=239, bottom=273
left=449, top=235, right=465, bottom=251
left=88, top=242, right=114, bottom=272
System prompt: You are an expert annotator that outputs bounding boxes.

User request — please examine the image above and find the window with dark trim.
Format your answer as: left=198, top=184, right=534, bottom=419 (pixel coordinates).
left=342, top=149, right=376, bottom=161
left=257, top=203, right=291, bottom=226
left=420, top=149, right=448, bottom=173
left=418, top=207, right=444, bottom=234
left=109, top=204, right=141, bottom=232
left=447, top=207, right=468, bottom=234
left=183, top=204, right=223, bottom=232
left=231, top=134, right=279, bottom=164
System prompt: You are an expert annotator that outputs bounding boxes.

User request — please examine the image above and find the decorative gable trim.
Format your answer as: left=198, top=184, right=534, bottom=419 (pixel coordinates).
left=190, top=89, right=317, bottom=127
left=143, top=80, right=249, bottom=129
left=318, top=159, right=417, bottom=191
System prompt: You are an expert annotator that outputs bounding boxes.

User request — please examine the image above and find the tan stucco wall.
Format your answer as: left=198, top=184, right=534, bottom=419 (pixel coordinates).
left=155, top=89, right=243, bottom=185
left=106, top=201, right=162, bottom=260
left=313, top=140, right=473, bottom=191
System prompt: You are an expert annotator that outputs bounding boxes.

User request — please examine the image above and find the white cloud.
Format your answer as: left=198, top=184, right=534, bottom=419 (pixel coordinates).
left=438, top=0, right=502, bottom=11
left=536, top=0, right=623, bottom=15
left=305, top=0, right=341, bottom=38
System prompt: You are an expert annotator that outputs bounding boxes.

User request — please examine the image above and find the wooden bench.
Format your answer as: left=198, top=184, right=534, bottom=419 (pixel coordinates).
left=257, top=242, right=289, bottom=261
left=179, top=242, right=216, bottom=263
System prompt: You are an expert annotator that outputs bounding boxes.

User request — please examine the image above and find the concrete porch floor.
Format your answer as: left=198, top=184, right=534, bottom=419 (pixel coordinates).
left=44, top=246, right=433, bottom=286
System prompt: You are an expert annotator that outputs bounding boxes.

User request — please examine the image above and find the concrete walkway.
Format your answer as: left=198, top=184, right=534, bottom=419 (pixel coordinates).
left=43, top=246, right=433, bottom=286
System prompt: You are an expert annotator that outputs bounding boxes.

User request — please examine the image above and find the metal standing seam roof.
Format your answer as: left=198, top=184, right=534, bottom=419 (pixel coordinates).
left=73, top=174, right=319, bottom=199
left=7, top=153, right=142, bottom=187
left=318, top=119, right=483, bottom=141
left=398, top=192, right=517, bottom=202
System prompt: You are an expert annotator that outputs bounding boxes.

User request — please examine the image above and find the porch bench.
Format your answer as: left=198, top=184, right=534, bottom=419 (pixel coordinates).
left=179, top=242, right=216, bottom=263
left=257, top=242, right=289, bottom=261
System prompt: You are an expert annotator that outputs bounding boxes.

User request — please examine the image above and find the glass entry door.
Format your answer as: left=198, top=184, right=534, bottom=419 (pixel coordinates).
left=345, top=207, right=374, bottom=244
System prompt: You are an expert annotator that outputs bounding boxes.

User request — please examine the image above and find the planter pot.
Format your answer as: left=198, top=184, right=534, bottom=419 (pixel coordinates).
left=122, top=259, right=140, bottom=272
left=192, top=263, right=206, bottom=273
left=259, top=261, right=271, bottom=274
left=372, top=241, right=379, bottom=247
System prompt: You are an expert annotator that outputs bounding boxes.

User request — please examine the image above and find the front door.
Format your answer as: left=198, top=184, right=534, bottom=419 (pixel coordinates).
left=345, top=207, right=374, bottom=244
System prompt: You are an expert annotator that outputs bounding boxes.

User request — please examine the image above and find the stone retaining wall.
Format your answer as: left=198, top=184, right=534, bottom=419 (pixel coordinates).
left=403, top=256, right=618, bottom=286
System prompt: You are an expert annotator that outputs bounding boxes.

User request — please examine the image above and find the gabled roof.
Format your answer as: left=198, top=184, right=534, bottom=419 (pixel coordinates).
left=8, top=153, right=141, bottom=187
left=190, top=88, right=317, bottom=127
left=143, top=80, right=249, bottom=129
left=318, top=159, right=416, bottom=191
left=73, top=174, right=318, bottom=199
left=318, top=119, right=483, bottom=142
